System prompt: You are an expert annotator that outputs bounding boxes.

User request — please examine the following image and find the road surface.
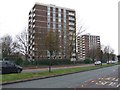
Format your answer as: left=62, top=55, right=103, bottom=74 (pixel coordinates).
left=75, top=66, right=119, bottom=88
left=2, top=65, right=119, bottom=88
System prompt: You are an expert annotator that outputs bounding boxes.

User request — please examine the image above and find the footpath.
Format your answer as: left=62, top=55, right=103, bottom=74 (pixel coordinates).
left=23, top=64, right=94, bottom=71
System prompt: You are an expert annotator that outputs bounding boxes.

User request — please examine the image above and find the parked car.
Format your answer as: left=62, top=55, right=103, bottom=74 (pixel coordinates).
left=107, top=60, right=118, bottom=64
left=113, top=60, right=118, bottom=63
left=0, top=60, right=23, bottom=74
left=107, top=60, right=115, bottom=64
left=94, top=61, right=101, bottom=65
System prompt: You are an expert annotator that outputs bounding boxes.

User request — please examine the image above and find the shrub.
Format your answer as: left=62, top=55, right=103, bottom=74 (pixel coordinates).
left=84, top=58, right=92, bottom=64
left=14, top=57, right=23, bottom=65
left=18, top=59, right=73, bottom=66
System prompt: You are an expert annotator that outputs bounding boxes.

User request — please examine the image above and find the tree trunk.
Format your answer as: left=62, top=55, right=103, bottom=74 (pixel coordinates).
left=108, top=53, right=110, bottom=64
left=100, top=60, right=102, bottom=66
left=49, top=51, right=52, bottom=72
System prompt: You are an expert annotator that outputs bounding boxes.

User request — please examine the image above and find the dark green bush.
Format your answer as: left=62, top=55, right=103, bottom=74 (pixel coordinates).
left=16, top=59, right=73, bottom=66
left=36, top=59, right=73, bottom=65
left=84, top=58, right=92, bottom=64
left=14, top=57, right=23, bottom=65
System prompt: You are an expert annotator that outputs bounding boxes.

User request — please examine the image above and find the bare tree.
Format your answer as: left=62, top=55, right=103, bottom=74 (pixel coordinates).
left=73, top=25, right=87, bottom=62
left=75, top=17, right=87, bottom=61
left=88, top=47, right=97, bottom=62
left=1, top=35, right=13, bottom=60
left=13, top=29, right=28, bottom=61
left=109, top=49, right=116, bottom=61
left=103, top=45, right=114, bottom=63
left=87, top=44, right=101, bottom=63
left=45, top=30, right=59, bottom=72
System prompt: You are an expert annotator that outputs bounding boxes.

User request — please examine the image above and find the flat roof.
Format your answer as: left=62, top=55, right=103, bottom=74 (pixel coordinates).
left=35, top=2, right=75, bottom=11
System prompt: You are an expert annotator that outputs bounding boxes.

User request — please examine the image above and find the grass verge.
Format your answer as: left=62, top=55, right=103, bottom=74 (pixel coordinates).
left=1, top=63, right=118, bottom=84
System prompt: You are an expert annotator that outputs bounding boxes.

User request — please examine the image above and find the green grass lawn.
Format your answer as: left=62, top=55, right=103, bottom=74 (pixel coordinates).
left=1, top=63, right=118, bottom=83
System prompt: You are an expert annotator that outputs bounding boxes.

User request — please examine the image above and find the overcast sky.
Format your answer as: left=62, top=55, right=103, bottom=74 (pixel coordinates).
left=0, top=0, right=119, bottom=54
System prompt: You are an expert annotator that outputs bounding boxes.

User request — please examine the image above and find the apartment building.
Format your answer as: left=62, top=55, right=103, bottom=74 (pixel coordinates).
left=77, top=34, right=100, bottom=60
left=28, top=3, right=76, bottom=61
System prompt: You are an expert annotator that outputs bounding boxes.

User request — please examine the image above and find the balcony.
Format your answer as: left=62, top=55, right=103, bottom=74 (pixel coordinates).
left=69, top=32, right=73, bottom=35
left=68, top=12, right=75, bottom=16
left=69, top=37, right=72, bottom=40
left=69, top=22, right=74, bottom=26
left=69, top=17, right=75, bottom=21
left=69, top=27, right=75, bottom=31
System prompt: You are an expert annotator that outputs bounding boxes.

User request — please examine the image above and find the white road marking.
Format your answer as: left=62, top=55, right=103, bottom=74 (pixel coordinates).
left=116, top=83, right=120, bottom=87
left=114, top=78, right=118, bottom=81
left=105, top=77, right=111, bottom=80
left=111, top=82, right=117, bottom=87
left=81, top=85, right=84, bottom=87
left=112, top=78, right=116, bottom=81
left=91, top=80, right=95, bottom=83
left=101, top=81, right=108, bottom=85
left=96, top=83, right=98, bottom=85
left=98, top=78, right=101, bottom=80
left=108, top=82, right=114, bottom=86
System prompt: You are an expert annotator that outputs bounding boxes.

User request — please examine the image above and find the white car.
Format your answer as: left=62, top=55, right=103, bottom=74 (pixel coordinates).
left=107, top=60, right=116, bottom=64
left=94, top=61, right=101, bottom=65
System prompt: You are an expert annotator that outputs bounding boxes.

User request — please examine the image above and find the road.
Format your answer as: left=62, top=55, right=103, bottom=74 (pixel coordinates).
left=75, top=66, right=119, bottom=88
left=2, top=65, right=119, bottom=88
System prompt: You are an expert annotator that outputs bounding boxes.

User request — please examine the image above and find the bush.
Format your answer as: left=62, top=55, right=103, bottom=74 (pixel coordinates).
left=14, top=57, right=23, bottom=65
left=76, top=60, right=84, bottom=64
left=84, top=58, right=92, bottom=64
left=37, top=59, right=73, bottom=65
left=17, top=59, right=73, bottom=66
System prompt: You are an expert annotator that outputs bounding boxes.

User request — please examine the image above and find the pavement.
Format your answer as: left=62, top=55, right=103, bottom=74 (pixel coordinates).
left=2, top=65, right=119, bottom=88
left=22, top=64, right=94, bottom=73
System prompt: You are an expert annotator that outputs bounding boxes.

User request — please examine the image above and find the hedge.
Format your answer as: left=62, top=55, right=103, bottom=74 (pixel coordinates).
left=12, top=59, right=75, bottom=66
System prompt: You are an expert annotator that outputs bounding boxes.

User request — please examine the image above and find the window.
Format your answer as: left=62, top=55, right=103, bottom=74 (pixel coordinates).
left=53, top=13, right=55, bottom=17
left=47, top=22, right=50, bottom=25
left=64, top=36, right=66, bottom=38
left=58, top=8, right=61, bottom=13
left=58, top=18, right=61, bottom=22
left=69, top=22, right=74, bottom=25
left=58, top=29, right=61, bottom=32
left=69, top=27, right=74, bottom=30
left=58, top=13, right=61, bottom=17
left=64, top=24, right=66, bottom=28
left=53, top=24, right=56, bottom=29
left=58, top=24, right=61, bottom=28
left=69, top=32, right=72, bottom=35
left=69, top=12, right=75, bottom=16
left=69, top=17, right=75, bottom=21
left=53, top=7, right=56, bottom=17
left=47, top=7, right=50, bottom=31
left=69, top=37, right=72, bottom=40
left=47, top=7, right=50, bottom=15
left=64, top=9, right=66, bottom=14
left=47, top=12, right=50, bottom=16
left=64, top=19, right=66, bottom=23
left=53, top=18, right=56, bottom=22
left=47, top=22, right=50, bottom=28
left=33, top=25, right=35, bottom=28
left=59, top=35, right=61, bottom=38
